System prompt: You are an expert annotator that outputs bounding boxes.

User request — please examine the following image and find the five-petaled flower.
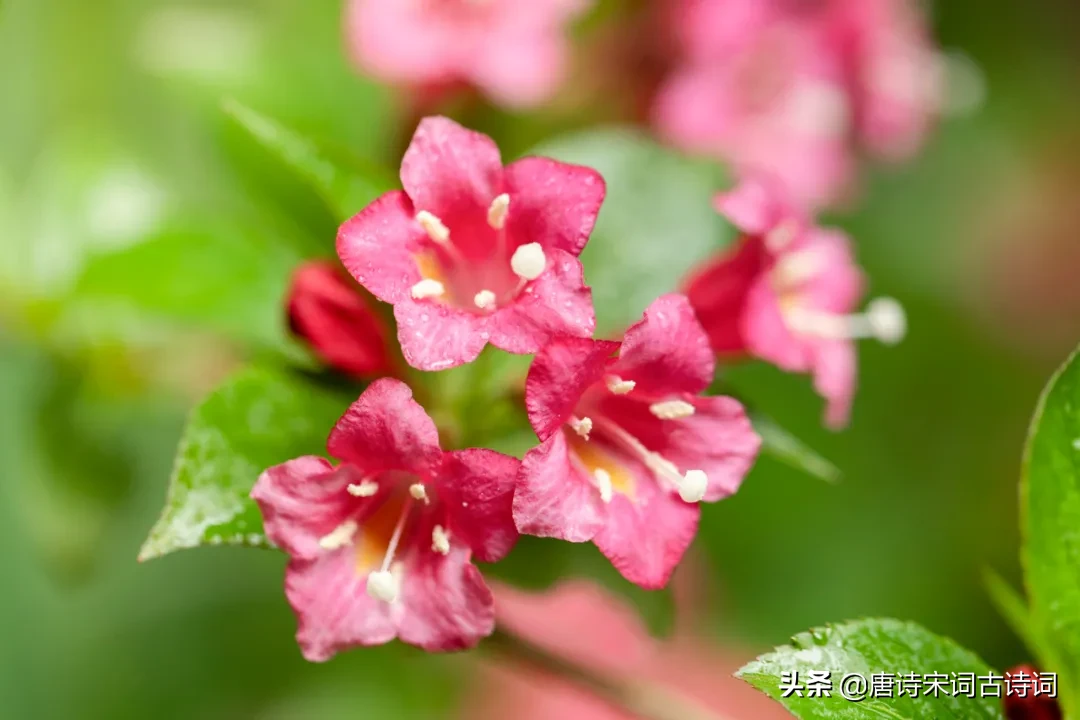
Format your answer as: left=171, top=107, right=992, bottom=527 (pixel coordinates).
left=286, top=260, right=395, bottom=378
left=252, top=378, right=520, bottom=660
left=338, top=116, right=603, bottom=371
left=684, top=178, right=907, bottom=428
left=346, top=0, right=593, bottom=109
left=513, top=293, right=760, bottom=589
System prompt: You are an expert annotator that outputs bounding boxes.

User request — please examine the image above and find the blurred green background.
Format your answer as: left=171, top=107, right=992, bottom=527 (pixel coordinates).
left=2, top=0, right=1080, bottom=717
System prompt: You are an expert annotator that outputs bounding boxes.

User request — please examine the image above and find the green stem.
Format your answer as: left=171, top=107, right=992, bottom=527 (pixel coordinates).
left=483, top=628, right=734, bottom=720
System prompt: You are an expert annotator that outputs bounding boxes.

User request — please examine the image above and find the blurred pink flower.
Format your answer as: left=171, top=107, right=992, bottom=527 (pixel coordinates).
left=463, top=579, right=790, bottom=720
left=684, top=179, right=906, bottom=428
left=346, top=0, right=591, bottom=108
left=514, top=294, right=759, bottom=588
left=337, top=116, right=602, bottom=371
left=252, top=379, right=519, bottom=660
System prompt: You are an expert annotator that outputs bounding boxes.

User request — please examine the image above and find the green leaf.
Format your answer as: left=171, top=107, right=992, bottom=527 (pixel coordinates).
left=223, top=98, right=394, bottom=223
left=983, top=568, right=1051, bottom=670
left=753, top=412, right=841, bottom=484
left=1021, top=345, right=1080, bottom=713
left=738, top=618, right=1005, bottom=719
left=138, top=366, right=350, bottom=561
left=526, top=129, right=732, bottom=334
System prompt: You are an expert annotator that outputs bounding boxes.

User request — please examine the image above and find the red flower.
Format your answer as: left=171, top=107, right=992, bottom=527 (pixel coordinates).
left=337, top=116, right=603, bottom=371
left=252, top=379, right=519, bottom=660
left=685, top=178, right=906, bottom=427
left=513, top=294, right=760, bottom=589
left=1004, top=665, right=1062, bottom=720
left=286, top=260, right=394, bottom=378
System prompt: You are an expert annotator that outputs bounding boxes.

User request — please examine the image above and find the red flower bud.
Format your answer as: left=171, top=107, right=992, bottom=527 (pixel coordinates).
left=1004, top=665, right=1062, bottom=720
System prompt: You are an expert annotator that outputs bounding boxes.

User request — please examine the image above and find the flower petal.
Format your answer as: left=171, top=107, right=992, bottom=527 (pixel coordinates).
left=813, top=338, right=857, bottom=429
left=286, top=554, right=397, bottom=662
left=741, top=279, right=813, bottom=372
left=514, top=432, right=607, bottom=543
left=439, top=449, right=521, bottom=563
left=252, top=458, right=373, bottom=560
left=592, top=473, right=700, bottom=590
left=393, top=298, right=491, bottom=371
left=337, top=191, right=426, bottom=304
left=488, top=250, right=596, bottom=357
left=713, top=176, right=802, bottom=237
left=327, top=378, right=443, bottom=476
left=502, top=157, right=605, bottom=257
left=525, top=336, right=619, bottom=441
left=612, top=294, right=715, bottom=396
left=397, top=544, right=496, bottom=651
left=469, top=29, right=567, bottom=108
left=799, top=229, right=865, bottom=314
left=683, top=238, right=769, bottom=356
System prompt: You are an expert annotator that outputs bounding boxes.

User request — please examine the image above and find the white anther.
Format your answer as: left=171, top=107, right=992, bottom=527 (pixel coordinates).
left=677, top=470, right=708, bottom=503
left=411, top=278, right=445, bottom=300
left=510, top=242, right=546, bottom=281
left=773, top=250, right=823, bottom=287
left=431, top=525, right=450, bottom=555
left=366, top=570, right=399, bottom=603
left=606, top=376, right=636, bottom=395
left=570, top=416, right=593, bottom=440
left=474, top=289, right=497, bottom=310
left=416, top=210, right=450, bottom=244
left=317, top=519, right=358, bottom=550
left=765, top=220, right=799, bottom=252
left=347, top=481, right=378, bottom=497
left=593, top=468, right=613, bottom=503
left=487, top=193, right=510, bottom=230
left=649, top=400, right=696, bottom=420
left=865, top=297, right=907, bottom=345
left=409, top=483, right=429, bottom=503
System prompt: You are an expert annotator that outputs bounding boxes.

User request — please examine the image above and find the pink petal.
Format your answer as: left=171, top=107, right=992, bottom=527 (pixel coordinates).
left=397, top=544, right=496, bottom=651
left=468, top=29, right=567, bottom=108
left=741, top=278, right=813, bottom=372
left=612, top=294, right=715, bottom=396
left=683, top=238, right=769, bottom=355
left=799, top=229, right=865, bottom=314
left=487, top=249, right=596, bottom=357
left=286, top=554, right=397, bottom=662
left=345, top=0, right=460, bottom=86
left=252, top=458, right=373, bottom=560
left=337, top=191, right=426, bottom=304
left=502, top=157, right=605, bottom=257
left=592, top=473, right=700, bottom=590
left=713, top=177, right=798, bottom=237
left=652, top=66, right=739, bottom=156
left=400, top=116, right=504, bottom=226
left=813, top=339, right=857, bottom=429
left=327, top=378, right=443, bottom=476
left=525, top=336, right=619, bottom=441
left=393, top=297, right=491, bottom=371
left=439, top=449, right=521, bottom=563
left=514, top=432, right=607, bottom=543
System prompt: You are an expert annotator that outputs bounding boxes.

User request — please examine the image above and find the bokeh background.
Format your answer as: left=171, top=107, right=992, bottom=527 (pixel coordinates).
left=2, top=0, right=1079, bottom=717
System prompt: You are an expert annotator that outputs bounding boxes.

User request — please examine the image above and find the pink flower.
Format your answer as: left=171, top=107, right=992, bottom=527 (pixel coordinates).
left=251, top=378, right=519, bottom=660
left=653, top=0, right=855, bottom=208
left=286, top=260, right=395, bottom=378
left=337, top=116, right=603, bottom=371
left=346, top=0, right=591, bottom=108
left=684, top=178, right=906, bottom=428
left=513, top=294, right=760, bottom=589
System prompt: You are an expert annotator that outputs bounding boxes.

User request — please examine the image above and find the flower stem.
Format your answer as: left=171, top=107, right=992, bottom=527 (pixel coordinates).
left=483, top=628, right=734, bottom=720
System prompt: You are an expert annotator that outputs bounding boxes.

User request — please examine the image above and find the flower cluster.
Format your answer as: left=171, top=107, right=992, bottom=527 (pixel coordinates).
left=260, top=117, right=903, bottom=660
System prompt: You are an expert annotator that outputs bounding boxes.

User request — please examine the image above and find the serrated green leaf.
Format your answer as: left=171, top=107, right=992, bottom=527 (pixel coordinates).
left=738, top=618, right=1004, bottom=719
left=753, top=413, right=841, bottom=484
left=138, top=366, right=350, bottom=561
left=1021, top=345, right=1080, bottom=714
left=223, top=98, right=394, bottom=222
left=526, top=129, right=732, bottom=334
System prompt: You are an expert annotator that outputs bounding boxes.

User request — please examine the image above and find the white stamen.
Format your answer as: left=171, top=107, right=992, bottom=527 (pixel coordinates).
left=606, top=376, right=636, bottom=395
left=570, top=416, right=593, bottom=440
left=410, top=278, right=445, bottom=300
left=593, top=468, right=613, bottom=503
left=510, top=242, right=546, bottom=281
left=865, top=297, right=907, bottom=345
left=317, top=519, right=358, bottom=550
left=474, top=289, right=497, bottom=310
left=765, top=220, right=799, bottom=252
left=677, top=470, right=708, bottom=503
left=649, top=400, right=696, bottom=420
left=487, top=193, right=510, bottom=230
left=773, top=250, right=823, bottom=288
left=416, top=210, right=450, bottom=244
left=347, top=481, right=378, bottom=497
left=431, top=525, right=450, bottom=555
left=409, top=483, right=429, bottom=503
left=366, top=570, right=399, bottom=603
left=785, top=297, right=907, bottom=345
